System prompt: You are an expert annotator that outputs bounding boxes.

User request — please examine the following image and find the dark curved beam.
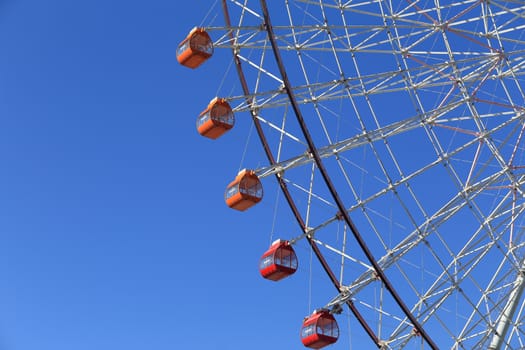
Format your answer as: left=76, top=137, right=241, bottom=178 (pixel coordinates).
left=258, top=1, right=439, bottom=349
left=220, top=0, right=380, bottom=347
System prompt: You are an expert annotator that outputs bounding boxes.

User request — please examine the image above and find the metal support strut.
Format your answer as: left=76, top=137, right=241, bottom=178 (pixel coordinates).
left=488, top=262, right=525, bottom=350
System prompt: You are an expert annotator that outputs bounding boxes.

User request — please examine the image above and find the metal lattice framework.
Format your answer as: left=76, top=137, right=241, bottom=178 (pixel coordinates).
left=194, top=0, right=525, bottom=348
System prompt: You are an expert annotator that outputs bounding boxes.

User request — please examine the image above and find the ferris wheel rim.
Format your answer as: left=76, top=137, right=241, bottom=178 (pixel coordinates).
left=257, top=0, right=439, bottom=348
left=220, top=0, right=384, bottom=346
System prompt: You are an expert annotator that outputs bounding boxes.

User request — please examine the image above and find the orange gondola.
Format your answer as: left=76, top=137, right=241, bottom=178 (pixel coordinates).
left=259, top=239, right=298, bottom=281
left=176, top=27, right=213, bottom=69
left=197, top=98, right=234, bottom=139
left=225, top=169, right=263, bottom=211
left=301, top=310, right=339, bottom=349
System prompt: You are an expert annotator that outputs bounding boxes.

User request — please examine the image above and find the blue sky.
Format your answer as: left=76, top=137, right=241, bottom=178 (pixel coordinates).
left=0, top=0, right=290, bottom=350
left=0, top=1, right=360, bottom=349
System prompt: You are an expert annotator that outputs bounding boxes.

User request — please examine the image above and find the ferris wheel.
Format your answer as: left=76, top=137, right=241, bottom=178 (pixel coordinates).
left=177, top=0, right=525, bottom=349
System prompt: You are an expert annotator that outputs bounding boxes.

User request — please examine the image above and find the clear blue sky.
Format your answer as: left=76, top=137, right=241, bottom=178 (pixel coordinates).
left=0, top=1, right=366, bottom=349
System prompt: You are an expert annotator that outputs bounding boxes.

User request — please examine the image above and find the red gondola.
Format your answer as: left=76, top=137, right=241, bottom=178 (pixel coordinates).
left=300, top=310, right=339, bottom=349
left=197, top=98, right=234, bottom=139
left=225, top=169, right=263, bottom=211
left=259, top=240, right=298, bottom=281
left=176, top=27, right=213, bottom=69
